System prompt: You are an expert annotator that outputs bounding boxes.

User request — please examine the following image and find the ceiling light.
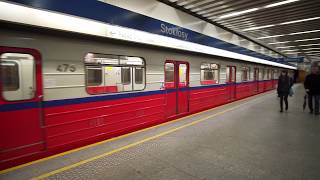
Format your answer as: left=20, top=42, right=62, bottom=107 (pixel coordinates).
left=281, top=49, right=300, bottom=52
left=268, top=41, right=291, bottom=45
left=265, top=0, right=300, bottom=8
left=280, top=17, right=320, bottom=25
left=302, top=51, right=320, bottom=53
left=218, top=8, right=259, bottom=19
left=294, top=38, right=320, bottom=42
left=298, top=43, right=320, bottom=47
left=306, top=53, right=320, bottom=56
left=276, top=46, right=296, bottom=49
left=257, top=29, right=320, bottom=39
left=290, top=29, right=320, bottom=35
left=242, top=24, right=275, bottom=31
left=257, top=34, right=285, bottom=39
left=243, top=17, right=320, bottom=32
left=301, top=47, right=320, bottom=51
left=284, top=52, right=300, bottom=54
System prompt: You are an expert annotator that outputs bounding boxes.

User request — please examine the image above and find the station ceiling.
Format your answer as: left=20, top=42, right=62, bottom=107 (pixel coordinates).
left=159, top=0, right=320, bottom=63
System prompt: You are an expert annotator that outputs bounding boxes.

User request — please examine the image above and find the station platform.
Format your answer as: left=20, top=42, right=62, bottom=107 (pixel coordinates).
left=1, top=84, right=319, bottom=180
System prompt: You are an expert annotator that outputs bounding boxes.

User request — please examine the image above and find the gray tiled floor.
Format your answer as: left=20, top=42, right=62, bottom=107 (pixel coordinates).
left=1, top=84, right=320, bottom=180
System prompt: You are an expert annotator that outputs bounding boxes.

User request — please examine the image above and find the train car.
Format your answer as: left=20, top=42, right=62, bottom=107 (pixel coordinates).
left=0, top=26, right=293, bottom=170
left=0, top=0, right=300, bottom=167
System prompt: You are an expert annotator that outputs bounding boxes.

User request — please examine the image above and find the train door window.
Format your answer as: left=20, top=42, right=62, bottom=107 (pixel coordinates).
left=135, top=67, right=143, bottom=84
left=241, top=66, right=250, bottom=81
left=268, top=70, right=271, bottom=80
left=86, top=67, right=102, bottom=86
left=259, top=69, right=263, bottom=80
left=226, top=66, right=236, bottom=83
left=1, top=61, right=19, bottom=91
left=179, top=63, right=187, bottom=87
left=134, top=67, right=145, bottom=90
left=226, top=67, right=230, bottom=82
left=200, top=63, right=219, bottom=85
left=121, top=67, right=131, bottom=84
left=231, top=67, right=236, bottom=82
left=84, top=53, right=145, bottom=94
left=165, top=62, right=175, bottom=88
left=274, top=70, right=278, bottom=79
left=0, top=53, right=35, bottom=101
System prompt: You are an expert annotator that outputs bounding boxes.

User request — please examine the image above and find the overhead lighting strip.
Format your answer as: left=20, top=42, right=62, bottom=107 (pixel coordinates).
left=301, top=47, right=320, bottom=51
left=243, top=17, right=320, bottom=31
left=215, top=0, right=300, bottom=20
left=276, top=46, right=296, bottom=49
left=295, top=37, right=320, bottom=42
left=217, top=8, right=259, bottom=19
left=299, top=43, right=320, bottom=47
left=268, top=41, right=292, bottom=45
left=264, top=0, right=300, bottom=8
left=257, top=29, right=320, bottom=39
left=281, top=49, right=300, bottom=52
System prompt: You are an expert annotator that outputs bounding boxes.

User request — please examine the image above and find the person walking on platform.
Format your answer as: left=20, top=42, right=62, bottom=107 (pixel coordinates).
left=304, top=65, right=320, bottom=115
left=277, top=70, right=293, bottom=112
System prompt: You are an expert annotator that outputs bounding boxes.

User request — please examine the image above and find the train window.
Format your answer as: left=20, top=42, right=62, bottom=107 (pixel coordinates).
left=200, top=63, right=219, bottom=85
left=84, top=53, right=145, bottom=94
left=241, top=66, right=250, bottom=81
left=86, top=67, right=102, bottom=86
left=0, top=53, right=35, bottom=101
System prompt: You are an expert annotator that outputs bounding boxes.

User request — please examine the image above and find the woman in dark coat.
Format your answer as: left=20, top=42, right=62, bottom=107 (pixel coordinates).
left=277, top=70, right=293, bottom=112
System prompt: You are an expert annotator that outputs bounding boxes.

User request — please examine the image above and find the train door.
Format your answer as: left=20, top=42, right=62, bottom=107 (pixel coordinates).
left=254, top=68, right=259, bottom=92
left=0, top=47, right=45, bottom=159
left=164, top=60, right=189, bottom=118
left=226, top=66, right=236, bottom=101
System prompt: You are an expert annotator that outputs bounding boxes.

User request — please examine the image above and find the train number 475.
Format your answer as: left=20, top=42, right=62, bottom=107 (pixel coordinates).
left=57, top=64, right=76, bottom=72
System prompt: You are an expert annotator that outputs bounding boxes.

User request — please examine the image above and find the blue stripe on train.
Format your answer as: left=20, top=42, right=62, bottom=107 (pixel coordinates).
left=0, top=101, right=39, bottom=112
left=0, top=88, right=172, bottom=112
left=5, top=0, right=287, bottom=63
left=0, top=81, right=268, bottom=112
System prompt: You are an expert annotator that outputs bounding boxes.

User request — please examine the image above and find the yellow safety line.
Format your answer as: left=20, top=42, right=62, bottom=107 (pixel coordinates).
left=30, top=97, right=261, bottom=180
left=0, top=91, right=270, bottom=175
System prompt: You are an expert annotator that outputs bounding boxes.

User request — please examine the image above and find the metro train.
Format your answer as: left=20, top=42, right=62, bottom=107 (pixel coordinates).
left=0, top=27, right=293, bottom=170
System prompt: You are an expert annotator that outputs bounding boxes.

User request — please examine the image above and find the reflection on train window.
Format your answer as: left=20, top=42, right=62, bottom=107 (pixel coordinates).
left=165, top=62, right=175, bottom=88
left=84, top=53, right=145, bottom=94
left=200, top=63, right=219, bottom=85
left=0, top=53, right=35, bottom=101
left=86, top=67, right=102, bottom=86
left=241, top=66, right=250, bottom=81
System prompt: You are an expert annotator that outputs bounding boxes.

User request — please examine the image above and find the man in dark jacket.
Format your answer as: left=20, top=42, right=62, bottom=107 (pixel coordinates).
left=304, top=65, right=320, bottom=115
left=277, top=71, right=293, bottom=112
